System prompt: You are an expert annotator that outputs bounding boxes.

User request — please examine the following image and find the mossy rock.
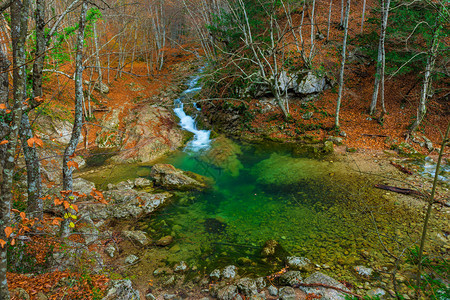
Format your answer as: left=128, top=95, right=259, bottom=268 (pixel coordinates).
left=200, top=135, right=243, bottom=177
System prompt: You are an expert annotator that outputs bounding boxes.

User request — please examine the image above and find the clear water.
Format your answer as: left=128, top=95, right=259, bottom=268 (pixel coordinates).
left=144, top=143, right=421, bottom=277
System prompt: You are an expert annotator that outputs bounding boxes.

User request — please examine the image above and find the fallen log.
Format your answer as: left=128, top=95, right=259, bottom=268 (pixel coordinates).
left=390, top=161, right=414, bottom=175
left=375, top=184, right=424, bottom=197
left=362, top=134, right=389, bottom=138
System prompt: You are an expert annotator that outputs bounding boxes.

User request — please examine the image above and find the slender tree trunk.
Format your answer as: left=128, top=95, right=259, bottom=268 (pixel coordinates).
left=369, top=0, right=390, bottom=116
left=327, top=0, right=332, bottom=41
left=340, top=0, right=344, bottom=27
left=410, top=17, right=441, bottom=132
left=61, top=0, right=87, bottom=237
left=361, top=0, right=366, bottom=33
left=93, top=21, right=102, bottom=90
left=20, top=0, right=45, bottom=220
left=0, top=0, right=29, bottom=297
left=335, top=0, right=350, bottom=128
left=416, top=123, right=449, bottom=293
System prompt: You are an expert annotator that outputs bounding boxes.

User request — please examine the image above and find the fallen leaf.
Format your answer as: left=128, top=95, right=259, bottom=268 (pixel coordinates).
left=5, top=227, right=13, bottom=238
left=0, top=140, right=8, bottom=145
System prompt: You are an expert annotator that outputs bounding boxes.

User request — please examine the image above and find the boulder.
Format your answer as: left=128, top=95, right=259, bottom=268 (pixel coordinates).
left=294, top=72, right=328, bottom=95
left=122, top=230, right=149, bottom=246
left=112, top=105, right=183, bottom=163
left=96, top=109, right=122, bottom=149
left=222, top=265, right=237, bottom=280
left=102, top=280, right=140, bottom=300
left=125, top=254, right=139, bottom=265
left=156, top=235, right=173, bottom=247
left=298, top=272, right=349, bottom=300
left=279, top=271, right=303, bottom=286
left=73, top=177, right=96, bottom=195
left=150, top=164, right=209, bottom=191
left=174, top=261, right=188, bottom=272
left=286, top=256, right=314, bottom=272
left=261, top=239, right=281, bottom=257
left=237, top=278, right=258, bottom=296
left=217, top=285, right=239, bottom=300
left=279, top=287, right=296, bottom=300
left=210, top=269, right=221, bottom=280
left=94, top=81, right=109, bottom=94
left=80, top=190, right=170, bottom=221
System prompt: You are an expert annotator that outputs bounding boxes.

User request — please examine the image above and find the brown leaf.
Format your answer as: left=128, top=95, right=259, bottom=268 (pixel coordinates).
left=0, top=140, right=8, bottom=145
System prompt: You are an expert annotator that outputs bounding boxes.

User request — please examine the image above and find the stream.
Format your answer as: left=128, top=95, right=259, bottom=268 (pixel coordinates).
left=82, top=70, right=447, bottom=286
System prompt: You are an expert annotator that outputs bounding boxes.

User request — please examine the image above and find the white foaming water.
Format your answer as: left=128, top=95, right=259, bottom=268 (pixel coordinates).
left=173, top=70, right=211, bottom=152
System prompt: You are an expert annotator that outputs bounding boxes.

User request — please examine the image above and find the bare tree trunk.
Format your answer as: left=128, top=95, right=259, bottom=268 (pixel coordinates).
left=410, top=16, right=441, bottom=132
left=340, top=0, right=344, bottom=28
left=61, top=0, right=87, bottom=237
left=335, top=0, right=350, bottom=128
left=361, top=0, right=366, bottom=33
left=93, top=20, right=102, bottom=90
left=327, top=0, right=332, bottom=41
left=0, top=0, right=29, bottom=297
left=369, top=0, right=390, bottom=117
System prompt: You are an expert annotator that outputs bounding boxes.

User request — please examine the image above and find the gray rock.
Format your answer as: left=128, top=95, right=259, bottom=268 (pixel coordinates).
left=237, top=278, right=258, bottom=296
left=105, top=244, right=116, bottom=258
left=94, top=81, right=110, bottom=94
left=299, top=272, right=349, bottom=300
left=210, top=269, right=221, bottom=280
left=125, top=254, right=139, bottom=265
left=146, top=293, right=157, bottom=300
left=163, top=294, right=178, bottom=300
left=326, top=136, right=344, bottom=145
left=150, top=164, right=209, bottom=191
left=73, top=178, right=95, bottom=195
left=162, top=275, right=175, bottom=286
left=295, top=72, right=328, bottom=94
left=279, top=271, right=303, bottom=286
left=135, top=177, right=152, bottom=188
left=81, top=190, right=170, bottom=221
left=268, top=285, right=278, bottom=296
left=248, top=294, right=266, bottom=300
left=217, top=285, right=238, bottom=300
left=174, top=261, right=188, bottom=272
left=51, top=241, right=104, bottom=273
left=354, top=265, right=373, bottom=277
left=256, top=277, right=266, bottom=289
left=339, top=131, right=347, bottom=137
left=279, top=287, right=296, bottom=300
left=286, top=256, right=314, bottom=271
left=102, top=279, right=140, bottom=300
left=36, top=292, right=48, bottom=300
left=302, top=112, right=314, bottom=120
left=123, top=230, right=149, bottom=246
left=222, top=265, right=237, bottom=280
left=108, top=180, right=134, bottom=191
left=367, top=288, right=387, bottom=299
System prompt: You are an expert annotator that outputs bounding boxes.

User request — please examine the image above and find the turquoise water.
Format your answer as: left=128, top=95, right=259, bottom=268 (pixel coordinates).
left=144, top=141, right=413, bottom=277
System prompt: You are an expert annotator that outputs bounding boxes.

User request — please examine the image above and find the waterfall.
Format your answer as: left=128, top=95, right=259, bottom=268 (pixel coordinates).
left=173, top=68, right=211, bottom=152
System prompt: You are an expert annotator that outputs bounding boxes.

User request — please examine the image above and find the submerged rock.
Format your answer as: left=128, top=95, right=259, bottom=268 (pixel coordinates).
left=200, top=135, right=243, bottom=177
left=156, top=235, right=173, bottom=247
left=204, top=218, right=227, bottom=234
left=122, top=230, right=149, bottom=246
left=151, top=164, right=210, bottom=191
left=251, top=153, right=331, bottom=186
left=286, top=256, right=314, bottom=272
